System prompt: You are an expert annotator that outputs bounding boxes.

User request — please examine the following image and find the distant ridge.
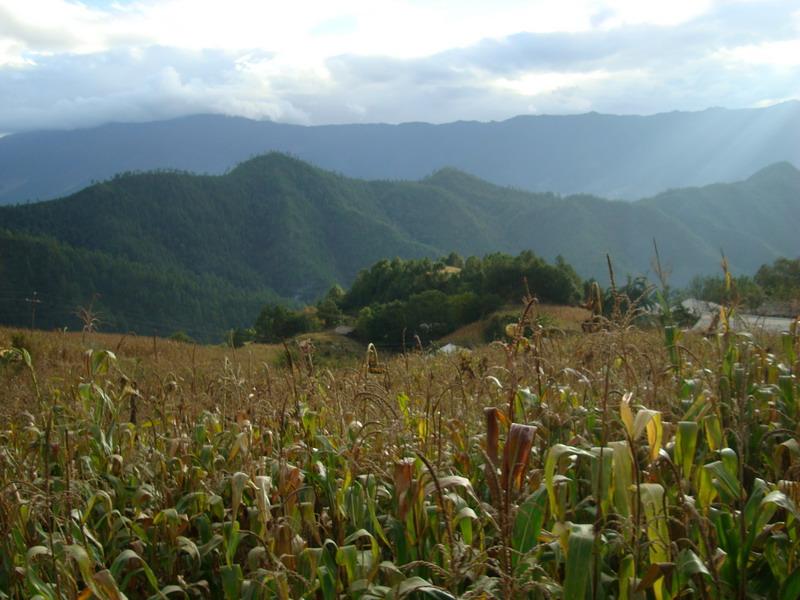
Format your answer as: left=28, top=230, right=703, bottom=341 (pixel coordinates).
left=0, top=153, right=797, bottom=335
left=0, top=102, right=798, bottom=204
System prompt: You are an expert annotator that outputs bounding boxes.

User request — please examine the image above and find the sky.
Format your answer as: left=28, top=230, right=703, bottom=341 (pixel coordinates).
left=0, top=0, right=798, bottom=132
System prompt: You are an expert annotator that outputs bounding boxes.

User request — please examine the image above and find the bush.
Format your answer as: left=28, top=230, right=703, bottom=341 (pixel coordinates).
left=170, top=330, right=195, bottom=344
left=10, top=332, right=33, bottom=353
left=254, top=304, right=315, bottom=342
left=227, top=327, right=255, bottom=348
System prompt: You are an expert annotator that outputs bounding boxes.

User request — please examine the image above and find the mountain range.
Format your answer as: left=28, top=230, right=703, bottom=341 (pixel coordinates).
left=0, top=153, right=797, bottom=338
left=1, top=102, right=799, bottom=205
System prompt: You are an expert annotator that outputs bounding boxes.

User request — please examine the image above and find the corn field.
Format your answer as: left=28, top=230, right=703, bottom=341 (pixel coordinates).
left=0, top=314, right=798, bottom=599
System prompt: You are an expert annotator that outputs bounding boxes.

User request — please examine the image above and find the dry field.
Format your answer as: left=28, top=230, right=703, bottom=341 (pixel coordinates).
left=0, top=312, right=798, bottom=599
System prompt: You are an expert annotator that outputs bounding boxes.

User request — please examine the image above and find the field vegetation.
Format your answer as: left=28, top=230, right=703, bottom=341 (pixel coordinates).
left=0, top=290, right=798, bottom=599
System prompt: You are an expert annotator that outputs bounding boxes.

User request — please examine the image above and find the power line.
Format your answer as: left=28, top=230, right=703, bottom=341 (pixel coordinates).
left=23, top=291, right=42, bottom=330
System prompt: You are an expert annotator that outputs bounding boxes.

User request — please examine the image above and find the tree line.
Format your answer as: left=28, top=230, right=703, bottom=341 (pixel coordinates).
left=687, top=257, right=800, bottom=312
left=246, top=251, right=583, bottom=346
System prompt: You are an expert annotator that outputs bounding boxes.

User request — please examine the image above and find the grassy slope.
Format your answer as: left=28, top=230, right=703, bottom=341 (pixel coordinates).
left=439, top=304, right=593, bottom=347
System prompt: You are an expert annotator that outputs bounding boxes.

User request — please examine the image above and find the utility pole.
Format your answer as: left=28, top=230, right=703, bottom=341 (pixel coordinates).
left=24, top=291, right=42, bottom=330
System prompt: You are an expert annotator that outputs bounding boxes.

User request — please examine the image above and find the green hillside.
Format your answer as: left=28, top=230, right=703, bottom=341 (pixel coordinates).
left=0, top=230, right=278, bottom=339
left=0, top=153, right=797, bottom=337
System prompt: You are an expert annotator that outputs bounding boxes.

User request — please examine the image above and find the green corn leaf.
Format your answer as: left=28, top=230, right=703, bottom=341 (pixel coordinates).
left=423, top=475, right=472, bottom=497
left=453, top=506, right=477, bottom=546
left=545, top=444, right=593, bottom=521
left=176, top=537, right=201, bottom=569
left=336, top=544, right=358, bottom=584
left=21, top=347, right=33, bottom=369
left=220, top=564, right=243, bottom=600
left=65, top=544, right=95, bottom=588
left=110, top=549, right=159, bottom=593
left=365, top=476, right=390, bottom=548
left=618, top=553, right=636, bottom=600
left=697, top=465, right=717, bottom=508
left=676, top=548, right=711, bottom=586
left=590, top=446, right=614, bottom=514
left=92, top=569, right=127, bottom=600
left=704, top=460, right=741, bottom=502
left=82, top=490, right=114, bottom=525
left=316, top=565, right=337, bottom=600
left=744, top=479, right=770, bottom=533
left=762, top=489, right=799, bottom=518
left=26, top=546, right=51, bottom=563
left=704, top=414, right=723, bottom=452
left=387, top=576, right=456, bottom=599
left=676, top=548, right=709, bottom=576
left=223, top=521, right=242, bottom=568
left=720, top=448, right=738, bottom=478
left=640, top=484, right=669, bottom=600
left=89, top=349, right=117, bottom=376
left=563, top=524, right=594, bottom=600
left=149, top=585, right=189, bottom=599
left=781, top=568, right=800, bottom=600
left=681, top=390, right=709, bottom=422
left=674, top=421, right=699, bottom=479
left=198, top=534, right=224, bottom=560
left=344, top=529, right=380, bottom=564
left=230, top=471, right=250, bottom=519
left=175, top=491, right=208, bottom=516
left=247, top=547, right=268, bottom=572
left=609, top=441, right=632, bottom=517
left=66, top=544, right=122, bottom=600
left=512, top=487, right=547, bottom=566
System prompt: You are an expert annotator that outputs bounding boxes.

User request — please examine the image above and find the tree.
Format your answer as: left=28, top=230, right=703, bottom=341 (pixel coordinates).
left=254, top=304, right=312, bottom=342
left=755, top=257, right=800, bottom=301
left=444, top=252, right=464, bottom=268
left=316, top=285, right=345, bottom=327
left=227, top=327, right=255, bottom=348
left=687, top=274, right=764, bottom=310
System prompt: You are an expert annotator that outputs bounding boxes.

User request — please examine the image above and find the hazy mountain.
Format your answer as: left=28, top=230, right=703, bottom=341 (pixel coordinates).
left=0, top=154, right=797, bottom=336
left=1, top=102, right=798, bottom=205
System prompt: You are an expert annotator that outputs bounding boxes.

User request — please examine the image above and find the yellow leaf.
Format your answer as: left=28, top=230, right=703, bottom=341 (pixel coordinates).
left=620, top=392, right=634, bottom=438
left=645, top=412, right=663, bottom=463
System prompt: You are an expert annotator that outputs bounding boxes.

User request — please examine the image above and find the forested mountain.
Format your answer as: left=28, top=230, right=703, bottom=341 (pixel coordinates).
left=0, top=230, right=277, bottom=339
left=0, top=153, right=797, bottom=337
left=1, top=101, right=798, bottom=204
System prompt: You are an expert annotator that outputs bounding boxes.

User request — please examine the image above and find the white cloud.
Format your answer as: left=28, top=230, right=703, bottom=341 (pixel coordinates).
left=590, top=0, right=715, bottom=28
left=0, top=0, right=720, bottom=62
left=717, top=39, right=800, bottom=66
left=0, top=0, right=797, bottom=131
left=492, top=70, right=614, bottom=96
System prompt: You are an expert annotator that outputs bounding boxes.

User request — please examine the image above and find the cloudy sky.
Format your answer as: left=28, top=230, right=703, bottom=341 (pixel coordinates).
left=0, top=0, right=798, bottom=132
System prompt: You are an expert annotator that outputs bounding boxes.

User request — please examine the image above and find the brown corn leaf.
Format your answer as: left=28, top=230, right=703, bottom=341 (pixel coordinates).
left=502, top=423, right=537, bottom=494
